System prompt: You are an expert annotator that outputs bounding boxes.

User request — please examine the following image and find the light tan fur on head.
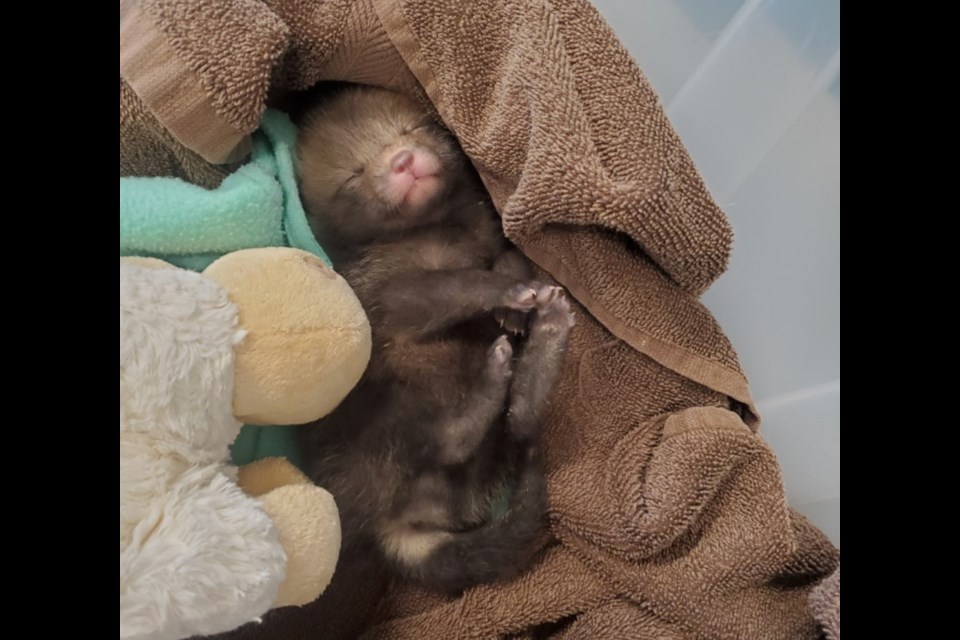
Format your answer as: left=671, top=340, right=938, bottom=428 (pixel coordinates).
left=296, top=86, right=463, bottom=243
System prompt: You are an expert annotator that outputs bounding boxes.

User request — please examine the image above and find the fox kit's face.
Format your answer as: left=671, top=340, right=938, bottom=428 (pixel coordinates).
left=297, top=87, right=465, bottom=242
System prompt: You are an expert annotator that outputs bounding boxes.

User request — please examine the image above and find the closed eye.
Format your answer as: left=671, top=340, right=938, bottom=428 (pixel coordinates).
left=337, top=168, right=364, bottom=192
left=403, top=124, right=431, bottom=135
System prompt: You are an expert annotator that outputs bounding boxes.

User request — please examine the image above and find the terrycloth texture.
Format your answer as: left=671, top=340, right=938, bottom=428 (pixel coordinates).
left=120, top=110, right=329, bottom=271
left=119, top=1, right=840, bottom=638
left=810, top=566, right=840, bottom=640
left=120, top=77, right=232, bottom=189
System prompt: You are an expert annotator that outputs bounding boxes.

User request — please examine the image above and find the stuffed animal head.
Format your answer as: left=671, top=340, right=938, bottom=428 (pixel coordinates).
left=120, top=248, right=371, bottom=436
left=203, top=248, right=370, bottom=426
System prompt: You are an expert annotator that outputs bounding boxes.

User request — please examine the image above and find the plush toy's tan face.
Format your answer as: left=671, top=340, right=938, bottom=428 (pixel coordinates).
left=296, top=86, right=469, bottom=244
left=204, top=249, right=371, bottom=426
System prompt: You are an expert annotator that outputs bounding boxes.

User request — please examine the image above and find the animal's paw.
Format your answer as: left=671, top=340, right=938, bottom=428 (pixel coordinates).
left=487, top=335, right=514, bottom=379
left=533, top=293, right=576, bottom=335
left=534, top=285, right=563, bottom=309
left=503, top=284, right=538, bottom=311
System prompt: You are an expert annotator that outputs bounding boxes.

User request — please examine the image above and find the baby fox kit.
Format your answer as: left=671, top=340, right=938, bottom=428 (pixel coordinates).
left=296, top=85, right=573, bottom=591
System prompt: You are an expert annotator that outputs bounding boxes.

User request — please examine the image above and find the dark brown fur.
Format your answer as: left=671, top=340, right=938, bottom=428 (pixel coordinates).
left=296, top=85, right=573, bottom=592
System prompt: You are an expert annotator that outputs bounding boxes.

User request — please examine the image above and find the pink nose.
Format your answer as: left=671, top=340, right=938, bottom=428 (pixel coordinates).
left=391, top=149, right=415, bottom=173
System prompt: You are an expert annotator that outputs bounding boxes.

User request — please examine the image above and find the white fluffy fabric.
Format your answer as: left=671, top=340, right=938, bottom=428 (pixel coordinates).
left=120, top=264, right=286, bottom=640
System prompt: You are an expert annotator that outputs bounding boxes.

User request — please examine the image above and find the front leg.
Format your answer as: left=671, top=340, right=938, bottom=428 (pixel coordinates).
left=507, top=287, right=575, bottom=441
left=378, top=269, right=537, bottom=338
left=433, top=335, right=514, bottom=466
left=493, top=250, right=533, bottom=281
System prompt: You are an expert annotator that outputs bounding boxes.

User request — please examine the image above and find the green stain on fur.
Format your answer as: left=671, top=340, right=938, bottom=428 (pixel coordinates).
left=488, top=479, right=517, bottom=522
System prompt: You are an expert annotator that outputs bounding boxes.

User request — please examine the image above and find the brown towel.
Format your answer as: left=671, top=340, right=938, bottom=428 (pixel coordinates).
left=119, top=1, right=840, bottom=638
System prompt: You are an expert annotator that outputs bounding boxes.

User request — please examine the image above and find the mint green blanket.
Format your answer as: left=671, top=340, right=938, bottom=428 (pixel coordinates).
left=120, top=110, right=330, bottom=269
left=120, top=110, right=327, bottom=469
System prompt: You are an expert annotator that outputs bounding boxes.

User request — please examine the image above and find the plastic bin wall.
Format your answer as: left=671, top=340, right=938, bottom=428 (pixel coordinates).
left=591, top=0, right=840, bottom=545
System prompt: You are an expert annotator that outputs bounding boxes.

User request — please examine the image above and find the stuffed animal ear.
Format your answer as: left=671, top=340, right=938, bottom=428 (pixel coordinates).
left=236, top=457, right=342, bottom=607
left=257, top=482, right=341, bottom=607
left=238, top=457, right=313, bottom=497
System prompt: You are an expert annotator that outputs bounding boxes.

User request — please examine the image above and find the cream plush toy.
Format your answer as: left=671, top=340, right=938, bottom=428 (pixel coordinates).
left=119, top=248, right=371, bottom=640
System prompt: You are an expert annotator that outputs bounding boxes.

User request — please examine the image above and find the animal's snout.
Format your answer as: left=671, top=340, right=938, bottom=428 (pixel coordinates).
left=391, top=149, right=415, bottom=173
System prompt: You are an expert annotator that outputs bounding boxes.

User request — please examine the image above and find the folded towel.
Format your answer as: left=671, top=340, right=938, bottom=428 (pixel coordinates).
left=119, top=1, right=840, bottom=638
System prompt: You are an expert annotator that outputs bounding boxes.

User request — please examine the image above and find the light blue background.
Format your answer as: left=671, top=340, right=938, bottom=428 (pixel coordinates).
left=591, top=0, right=840, bottom=545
